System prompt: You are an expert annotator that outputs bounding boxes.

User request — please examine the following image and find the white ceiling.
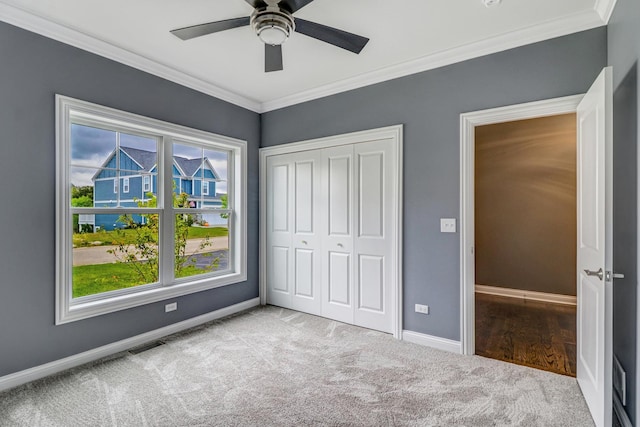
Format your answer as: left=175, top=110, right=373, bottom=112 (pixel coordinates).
left=0, top=0, right=614, bottom=112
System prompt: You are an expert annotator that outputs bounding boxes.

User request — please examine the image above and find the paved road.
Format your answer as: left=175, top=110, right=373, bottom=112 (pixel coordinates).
left=72, top=237, right=229, bottom=266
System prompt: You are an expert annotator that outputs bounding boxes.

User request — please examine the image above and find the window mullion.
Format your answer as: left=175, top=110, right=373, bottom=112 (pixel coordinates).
left=160, top=136, right=175, bottom=286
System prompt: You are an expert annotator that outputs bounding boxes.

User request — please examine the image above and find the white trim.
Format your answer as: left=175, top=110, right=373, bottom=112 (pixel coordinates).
left=57, top=95, right=248, bottom=324
left=122, top=177, right=129, bottom=193
left=594, top=0, right=618, bottom=23
left=460, top=95, right=583, bottom=355
left=259, top=125, right=403, bottom=338
left=614, top=393, right=633, bottom=427
left=202, top=180, right=209, bottom=195
left=0, top=2, right=261, bottom=113
left=260, top=11, right=604, bottom=112
left=475, top=284, right=577, bottom=306
left=0, top=298, right=259, bottom=393
left=401, top=330, right=462, bottom=354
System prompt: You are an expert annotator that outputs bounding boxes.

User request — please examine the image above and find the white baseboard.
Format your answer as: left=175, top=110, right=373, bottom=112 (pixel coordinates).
left=614, top=393, right=633, bottom=427
left=0, top=297, right=260, bottom=393
left=402, top=330, right=462, bottom=354
left=475, top=284, right=577, bottom=306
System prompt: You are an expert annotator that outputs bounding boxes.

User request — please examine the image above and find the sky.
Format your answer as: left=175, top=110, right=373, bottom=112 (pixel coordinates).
left=70, top=124, right=229, bottom=193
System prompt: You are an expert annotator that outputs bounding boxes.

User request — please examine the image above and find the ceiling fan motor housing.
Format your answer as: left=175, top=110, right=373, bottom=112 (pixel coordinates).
left=251, top=6, right=295, bottom=46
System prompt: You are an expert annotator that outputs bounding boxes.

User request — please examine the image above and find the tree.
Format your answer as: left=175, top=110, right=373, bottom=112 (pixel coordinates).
left=71, top=185, right=93, bottom=200
left=220, top=194, right=229, bottom=220
left=108, top=191, right=218, bottom=284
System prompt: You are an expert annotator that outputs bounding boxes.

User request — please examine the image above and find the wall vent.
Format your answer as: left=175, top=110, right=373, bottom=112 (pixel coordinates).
left=128, top=341, right=166, bottom=355
left=613, top=355, right=626, bottom=406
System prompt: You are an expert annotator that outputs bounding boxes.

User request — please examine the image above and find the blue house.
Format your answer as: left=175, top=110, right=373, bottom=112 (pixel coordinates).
left=92, top=147, right=222, bottom=230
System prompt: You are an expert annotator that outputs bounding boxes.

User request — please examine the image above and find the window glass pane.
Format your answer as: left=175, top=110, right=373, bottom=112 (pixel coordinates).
left=72, top=213, right=159, bottom=298
left=71, top=129, right=157, bottom=208
left=175, top=213, right=229, bottom=280
left=70, top=124, right=116, bottom=168
left=204, top=147, right=229, bottom=198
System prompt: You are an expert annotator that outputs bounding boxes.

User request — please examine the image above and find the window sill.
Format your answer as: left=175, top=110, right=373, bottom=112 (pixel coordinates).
left=56, top=271, right=247, bottom=325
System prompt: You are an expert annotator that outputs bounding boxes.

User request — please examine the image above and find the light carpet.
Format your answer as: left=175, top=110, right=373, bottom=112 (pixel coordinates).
left=0, top=306, right=593, bottom=426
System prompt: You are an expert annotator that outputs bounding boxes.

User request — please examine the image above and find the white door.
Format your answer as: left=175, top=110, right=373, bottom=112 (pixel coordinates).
left=321, top=144, right=355, bottom=324
left=576, top=67, right=613, bottom=427
left=266, top=151, right=322, bottom=315
left=353, top=140, right=396, bottom=333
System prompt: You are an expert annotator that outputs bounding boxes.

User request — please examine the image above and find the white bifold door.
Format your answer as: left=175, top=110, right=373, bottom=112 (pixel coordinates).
left=265, top=136, right=399, bottom=334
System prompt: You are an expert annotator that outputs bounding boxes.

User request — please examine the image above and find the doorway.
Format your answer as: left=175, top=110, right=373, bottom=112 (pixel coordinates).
left=473, top=113, right=577, bottom=376
left=460, top=95, right=584, bottom=356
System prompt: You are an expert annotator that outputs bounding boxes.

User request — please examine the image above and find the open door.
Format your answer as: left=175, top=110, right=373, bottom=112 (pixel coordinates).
left=576, top=67, right=613, bottom=427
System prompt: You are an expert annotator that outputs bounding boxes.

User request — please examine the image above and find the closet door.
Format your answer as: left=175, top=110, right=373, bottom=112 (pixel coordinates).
left=353, top=140, right=396, bottom=333
left=266, top=151, right=322, bottom=314
left=290, top=150, right=322, bottom=315
left=266, top=154, right=293, bottom=308
left=321, top=145, right=355, bottom=324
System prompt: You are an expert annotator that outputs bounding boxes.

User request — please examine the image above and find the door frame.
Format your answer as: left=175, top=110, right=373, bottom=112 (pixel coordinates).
left=259, top=124, right=404, bottom=338
left=459, top=95, right=584, bottom=355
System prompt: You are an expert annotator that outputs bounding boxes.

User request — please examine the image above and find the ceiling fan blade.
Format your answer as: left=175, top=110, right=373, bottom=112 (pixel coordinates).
left=244, top=0, right=268, bottom=8
left=265, top=44, right=284, bottom=72
left=294, top=19, right=369, bottom=54
left=171, top=17, right=250, bottom=41
left=279, top=0, right=315, bottom=13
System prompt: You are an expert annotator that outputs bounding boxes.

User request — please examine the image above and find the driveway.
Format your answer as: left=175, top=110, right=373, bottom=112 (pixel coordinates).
left=72, top=236, right=229, bottom=266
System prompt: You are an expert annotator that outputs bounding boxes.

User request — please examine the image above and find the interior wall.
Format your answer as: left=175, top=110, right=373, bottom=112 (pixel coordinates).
left=261, top=28, right=607, bottom=342
left=608, top=0, right=639, bottom=422
left=0, top=21, right=260, bottom=378
left=474, top=114, right=577, bottom=296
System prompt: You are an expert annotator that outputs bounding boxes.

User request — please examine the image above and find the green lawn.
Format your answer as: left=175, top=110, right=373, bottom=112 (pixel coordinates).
left=72, top=261, right=215, bottom=298
left=73, top=226, right=228, bottom=247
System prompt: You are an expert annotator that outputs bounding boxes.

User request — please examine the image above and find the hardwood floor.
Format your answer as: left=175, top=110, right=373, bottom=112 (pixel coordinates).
left=475, top=293, right=576, bottom=377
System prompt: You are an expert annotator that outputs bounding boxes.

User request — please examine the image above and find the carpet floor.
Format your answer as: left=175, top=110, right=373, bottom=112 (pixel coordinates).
left=0, top=306, right=594, bottom=426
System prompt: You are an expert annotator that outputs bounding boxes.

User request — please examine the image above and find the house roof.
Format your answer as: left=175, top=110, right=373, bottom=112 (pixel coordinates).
left=120, top=146, right=157, bottom=171
left=116, top=146, right=220, bottom=179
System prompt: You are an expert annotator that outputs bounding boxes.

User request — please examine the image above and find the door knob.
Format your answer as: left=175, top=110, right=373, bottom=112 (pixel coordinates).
left=301, top=240, right=308, bottom=245
left=584, top=268, right=603, bottom=281
left=337, top=243, right=344, bottom=248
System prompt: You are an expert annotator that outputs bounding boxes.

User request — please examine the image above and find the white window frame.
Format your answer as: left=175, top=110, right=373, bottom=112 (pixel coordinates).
left=202, top=180, right=209, bottom=195
left=122, top=177, right=130, bottom=193
left=56, top=95, right=247, bottom=324
left=143, top=175, right=151, bottom=192
left=113, top=177, right=118, bottom=194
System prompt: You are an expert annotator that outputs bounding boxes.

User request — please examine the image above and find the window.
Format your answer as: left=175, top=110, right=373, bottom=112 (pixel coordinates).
left=202, top=181, right=209, bottom=195
left=56, top=96, right=247, bottom=324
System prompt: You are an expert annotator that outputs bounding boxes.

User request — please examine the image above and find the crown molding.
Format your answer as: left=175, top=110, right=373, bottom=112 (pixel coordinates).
left=1, top=2, right=609, bottom=114
left=260, top=9, right=605, bottom=112
left=594, top=0, right=618, bottom=23
left=0, top=1, right=262, bottom=113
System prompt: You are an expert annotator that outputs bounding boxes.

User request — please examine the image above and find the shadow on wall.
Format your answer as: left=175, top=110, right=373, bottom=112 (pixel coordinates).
left=612, top=61, right=638, bottom=423
left=474, top=114, right=577, bottom=296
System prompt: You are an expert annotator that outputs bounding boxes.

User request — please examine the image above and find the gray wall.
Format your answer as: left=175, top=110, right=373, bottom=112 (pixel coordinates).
left=0, top=22, right=260, bottom=377
left=608, top=0, right=639, bottom=422
left=262, top=28, right=608, bottom=341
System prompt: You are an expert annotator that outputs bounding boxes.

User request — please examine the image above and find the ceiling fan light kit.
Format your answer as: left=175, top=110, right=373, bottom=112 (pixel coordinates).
left=251, top=6, right=295, bottom=45
left=170, top=0, right=369, bottom=73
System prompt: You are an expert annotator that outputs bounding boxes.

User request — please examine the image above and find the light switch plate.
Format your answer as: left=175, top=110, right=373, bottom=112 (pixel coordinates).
left=165, top=302, right=177, bottom=312
left=440, top=218, right=456, bottom=233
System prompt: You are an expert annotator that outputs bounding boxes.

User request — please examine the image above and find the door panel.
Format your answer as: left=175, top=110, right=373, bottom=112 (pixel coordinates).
left=295, top=249, right=314, bottom=298
left=328, top=156, right=351, bottom=236
left=358, top=254, right=384, bottom=312
left=576, top=67, right=613, bottom=427
left=290, top=152, right=322, bottom=314
left=322, top=145, right=355, bottom=324
left=354, top=140, right=395, bottom=333
left=266, top=156, right=293, bottom=308
left=358, top=152, right=384, bottom=238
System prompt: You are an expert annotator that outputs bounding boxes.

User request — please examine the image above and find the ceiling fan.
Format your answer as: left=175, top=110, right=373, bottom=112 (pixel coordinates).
left=170, top=0, right=369, bottom=73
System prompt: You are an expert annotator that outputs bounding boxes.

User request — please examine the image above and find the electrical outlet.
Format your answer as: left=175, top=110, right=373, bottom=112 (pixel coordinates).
left=415, top=304, right=429, bottom=314
left=165, top=302, right=177, bottom=312
left=440, top=218, right=456, bottom=233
